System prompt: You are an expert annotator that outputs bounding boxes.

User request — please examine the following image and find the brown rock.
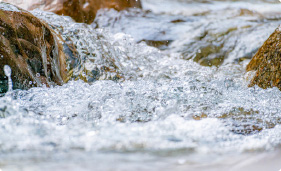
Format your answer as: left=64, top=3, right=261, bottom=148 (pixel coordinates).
left=2, top=0, right=142, bottom=24
left=246, top=26, right=281, bottom=89
left=0, top=3, right=73, bottom=92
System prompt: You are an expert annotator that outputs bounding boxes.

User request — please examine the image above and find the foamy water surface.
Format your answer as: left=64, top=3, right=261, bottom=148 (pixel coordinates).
left=1, top=0, right=281, bottom=170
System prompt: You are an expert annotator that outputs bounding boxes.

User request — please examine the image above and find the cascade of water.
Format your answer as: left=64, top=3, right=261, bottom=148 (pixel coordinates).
left=1, top=1, right=281, bottom=170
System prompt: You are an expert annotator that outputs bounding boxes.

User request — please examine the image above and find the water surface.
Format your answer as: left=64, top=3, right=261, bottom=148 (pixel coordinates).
left=1, top=0, right=281, bottom=170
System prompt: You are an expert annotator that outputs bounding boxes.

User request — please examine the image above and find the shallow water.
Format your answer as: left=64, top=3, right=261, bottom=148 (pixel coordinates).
left=1, top=0, right=281, bottom=170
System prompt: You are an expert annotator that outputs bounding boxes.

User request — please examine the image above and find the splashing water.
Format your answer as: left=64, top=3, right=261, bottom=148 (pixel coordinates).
left=1, top=0, right=281, bottom=170
left=3, top=65, right=12, bottom=92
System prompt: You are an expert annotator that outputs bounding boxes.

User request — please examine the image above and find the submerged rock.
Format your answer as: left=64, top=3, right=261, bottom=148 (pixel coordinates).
left=246, top=26, right=281, bottom=89
left=0, top=3, right=73, bottom=93
left=2, top=0, right=142, bottom=24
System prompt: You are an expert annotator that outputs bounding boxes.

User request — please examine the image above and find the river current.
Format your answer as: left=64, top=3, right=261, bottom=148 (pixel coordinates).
left=1, top=0, right=281, bottom=170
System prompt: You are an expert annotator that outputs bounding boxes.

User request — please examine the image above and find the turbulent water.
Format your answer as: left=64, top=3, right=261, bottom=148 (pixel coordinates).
left=1, top=0, right=281, bottom=170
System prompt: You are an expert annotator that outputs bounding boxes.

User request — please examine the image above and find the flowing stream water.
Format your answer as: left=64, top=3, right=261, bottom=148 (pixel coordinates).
left=1, top=0, right=281, bottom=170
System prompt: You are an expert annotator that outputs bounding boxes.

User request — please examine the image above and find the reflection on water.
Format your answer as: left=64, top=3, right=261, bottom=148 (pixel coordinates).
left=1, top=0, right=281, bottom=170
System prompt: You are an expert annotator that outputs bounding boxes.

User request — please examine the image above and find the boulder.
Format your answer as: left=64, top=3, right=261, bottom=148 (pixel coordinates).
left=246, top=26, right=281, bottom=89
left=2, top=0, right=142, bottom=24
left=0, top=3, right=74, bottom=93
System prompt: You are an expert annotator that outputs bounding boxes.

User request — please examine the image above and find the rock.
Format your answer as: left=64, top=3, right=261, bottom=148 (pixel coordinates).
left=0, top=3, right=74, bottom=93
left=2, top=0, right=142, bottom=24
left=32, top=10, right=125, bottom=83
left=246, top=26, right=281, bottom=89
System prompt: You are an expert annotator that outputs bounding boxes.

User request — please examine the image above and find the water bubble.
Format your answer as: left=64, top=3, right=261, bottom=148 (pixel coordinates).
left=177, top=159, right=186, bottom=165
left=4, top=65, right=11, bottom=77
left=36, top=73, right=40, bottom=77
left=4, top=65, right=13, bottom=92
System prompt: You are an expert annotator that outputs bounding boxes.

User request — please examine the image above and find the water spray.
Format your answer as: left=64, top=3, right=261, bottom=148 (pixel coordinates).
left=4, top=65, right=13, bottom=92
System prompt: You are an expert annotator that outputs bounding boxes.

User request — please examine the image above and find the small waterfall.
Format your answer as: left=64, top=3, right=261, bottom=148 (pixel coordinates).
left=1, top=1, right=281, bottom=170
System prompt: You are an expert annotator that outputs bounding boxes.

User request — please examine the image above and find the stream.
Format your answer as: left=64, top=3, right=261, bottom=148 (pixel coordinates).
left=1, top=0, right=281, bottom=170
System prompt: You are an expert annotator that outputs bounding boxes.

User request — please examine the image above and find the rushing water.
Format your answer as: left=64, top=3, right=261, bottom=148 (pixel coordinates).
left=1, top=0, right=281, bottom=170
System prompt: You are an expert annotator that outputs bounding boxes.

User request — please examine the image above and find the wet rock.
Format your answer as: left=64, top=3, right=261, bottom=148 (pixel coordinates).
left=0, top=3, right=73, bottom=93
left=141, top=40, right=173, bottom=50
left=218, top=107, right=263, bottom=135
left=246, top=26, right=281, bottom=89
left=3, top=0, right=142, bottom=24
left=32, top=10, right=125, bottom=83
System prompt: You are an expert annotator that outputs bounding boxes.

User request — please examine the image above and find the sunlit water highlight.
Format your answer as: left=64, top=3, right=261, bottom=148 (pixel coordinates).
left=1, top=0, right=281, bottom=170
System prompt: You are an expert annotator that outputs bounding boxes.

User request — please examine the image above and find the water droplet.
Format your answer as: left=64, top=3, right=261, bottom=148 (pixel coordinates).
left=4, top=65, right=13, bottom=91
left=4, top=65, right=11, bottom=77
left=178, top=159, right=186, bottom=165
